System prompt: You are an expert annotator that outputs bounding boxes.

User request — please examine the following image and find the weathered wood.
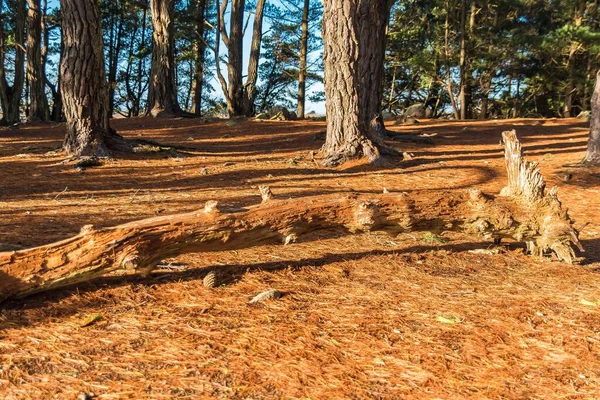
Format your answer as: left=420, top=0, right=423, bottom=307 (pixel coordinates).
left=0, top=132, right=582, bottom=303
left=501, top=130, right=583, bottom=262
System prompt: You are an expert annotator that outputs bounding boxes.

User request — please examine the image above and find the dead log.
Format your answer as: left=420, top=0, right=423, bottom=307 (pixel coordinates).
left=0, top=131, right=583, bottom=303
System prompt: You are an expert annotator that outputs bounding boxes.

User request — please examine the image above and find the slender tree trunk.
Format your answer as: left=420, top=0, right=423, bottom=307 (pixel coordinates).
left=134, top=5, right=148, bottom=117
left=60, top=0, right=113, bottom=157
left=481, top=88, right=489, bottom=119
left=584, top=70, right=600, bottom=164
left=458, top=0, right=468, bottom=120
left=564, top=0, right=586, bottom=118
left=48, top=40, right=63, bottom=121
left=26, top=0, right=49, bottom=122
left=321, top=0, right=398, bottom=166
left=107, top=9, right=124, bottom=117
left=192, top=0, right=207, bottom=116
left=147, top=0, right=181, bottom=117
left=0, top=0, right=26, bottom=125
left=296, top=0, right=309, bottom=119
left=241, top=0, right=266, bottom=117
left=442, top=0, right=460, bottom=120
left=225, top=0, right=245, bottom=116
left=259, top=59, right=279, bottom=112
left=512, top=77, right=520, bottom=118
left=387, top=65, right=397, bottom=111
left=215, top=0, right=266, bottom=118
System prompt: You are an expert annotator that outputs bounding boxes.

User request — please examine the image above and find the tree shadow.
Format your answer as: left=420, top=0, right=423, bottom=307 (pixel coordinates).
left=580, top=238, right=600, bottom=267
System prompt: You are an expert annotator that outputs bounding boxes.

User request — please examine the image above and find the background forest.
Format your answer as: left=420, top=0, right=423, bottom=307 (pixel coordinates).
left=0, top=0, right=599, bottom=124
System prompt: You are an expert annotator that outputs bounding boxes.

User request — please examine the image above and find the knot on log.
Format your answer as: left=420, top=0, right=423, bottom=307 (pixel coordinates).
left=284, top=234, right=297, bottom=246
left=121, top=254, right=139, bottom=271
left=469, top=189, right=484, bottom=201
left=350, top=200, right=380, bottom=232
left=79, top=225, right=95, bottom=235
left=204, top=200, right=219, bottom=213
left=259, top=185, right=273, bottom=203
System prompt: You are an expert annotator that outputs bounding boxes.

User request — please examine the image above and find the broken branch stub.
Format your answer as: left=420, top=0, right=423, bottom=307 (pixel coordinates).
left=0, top=131, right=583, bottom=303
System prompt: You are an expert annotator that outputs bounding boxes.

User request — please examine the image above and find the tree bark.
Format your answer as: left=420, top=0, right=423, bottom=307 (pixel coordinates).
left=241, top=0, right=266, bottom=117
left=147, top=0, right=181, bottom=117
left=321, top=0, right=399, bottom=166
left=106, top=7, right=125, bottom=117
left=563, top=0, right=586, bottom=118
left=221, top=0, right=245, bottom=116
left=60, top=0, right=114, bottom=157
left=584, top=70, right=600, bottom=164
left=442, top=0, right=460, bottom=120
left=134, top=5, right=149, bottom=117
left=26, top=0, right=50, bottom=122
left=296, top=0, right=309, bottom=119
left=0, top=131, right=583, bottom=303
left=458, top=0, right=468, bottom=120
left=191, top=0, right=207, bottom=116
left=215, top=0, right=266, bottom=118
left=0, top=0, right=26, bottom=125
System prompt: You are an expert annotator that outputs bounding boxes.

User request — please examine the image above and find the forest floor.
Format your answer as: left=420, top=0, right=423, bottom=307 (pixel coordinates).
left=0, top=117, right=599, bottom=399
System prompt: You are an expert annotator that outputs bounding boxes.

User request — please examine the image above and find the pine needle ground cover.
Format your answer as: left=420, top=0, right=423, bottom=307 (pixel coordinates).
left=1, top=118, right=599, bottom=399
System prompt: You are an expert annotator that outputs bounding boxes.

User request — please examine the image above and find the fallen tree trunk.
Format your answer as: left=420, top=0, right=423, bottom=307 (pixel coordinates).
left=0, top=131, right=583, bottom=302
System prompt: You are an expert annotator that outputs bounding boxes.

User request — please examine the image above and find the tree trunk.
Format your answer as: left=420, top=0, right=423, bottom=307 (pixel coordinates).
left=47, top=40, right=64, bottom=121
left=225, top=0, right=245, bottom=116
left=107, top=9, right=124, bottom=117
left=147, top=0, right=181, bottom=117
left=26, top=0, right=49, bottom=122
left=134, top=5, right=149, bottom=117
left=241, top=0, right=266, bottom=117
left=443, top=0, right=460, bottom=120
left=321, top=0, right=399, bottom=166
left=584, top=70, right=600, bottom=164
left=60, top=0, right=113, bottom=157
left=458, top=0, right=468, bottom=120
left=0, top=0, right=26, bottom=125
left=0, top=131, right=583, bottom=303
left=191, top=0, right=207, bottom=116
left=563, top=0, right=586, bottom=118
left=215, top=0, right=266, bottom=118
left=296, top=0, right=309, bottom=119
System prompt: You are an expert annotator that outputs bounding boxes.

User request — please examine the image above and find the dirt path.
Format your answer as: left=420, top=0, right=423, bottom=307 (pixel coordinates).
left=1, top=118, right=599, bottom=399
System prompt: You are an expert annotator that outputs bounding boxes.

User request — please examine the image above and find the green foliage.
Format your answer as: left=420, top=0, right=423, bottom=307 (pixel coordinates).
left=385, top=0, right=600, bottom=119
left=256, top=0, right=323, bottom=112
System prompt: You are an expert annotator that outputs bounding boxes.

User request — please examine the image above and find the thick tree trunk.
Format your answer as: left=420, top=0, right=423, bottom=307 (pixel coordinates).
left=0, top=131, right=583, bottom=303
left=147, top=0, right=181, bottom=117
left=26, top=0, right=49, bottom=122
left=584, top=70, right=600, bottom=164
left=0, top=0, right=26, bottom=125
left=60, top=0, right=113, bottom=157
left=321, top=0, right=399, bottom=166
left=191, top=0, right=207, bottom=116
left=296, top=0, right=309, bottom=119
